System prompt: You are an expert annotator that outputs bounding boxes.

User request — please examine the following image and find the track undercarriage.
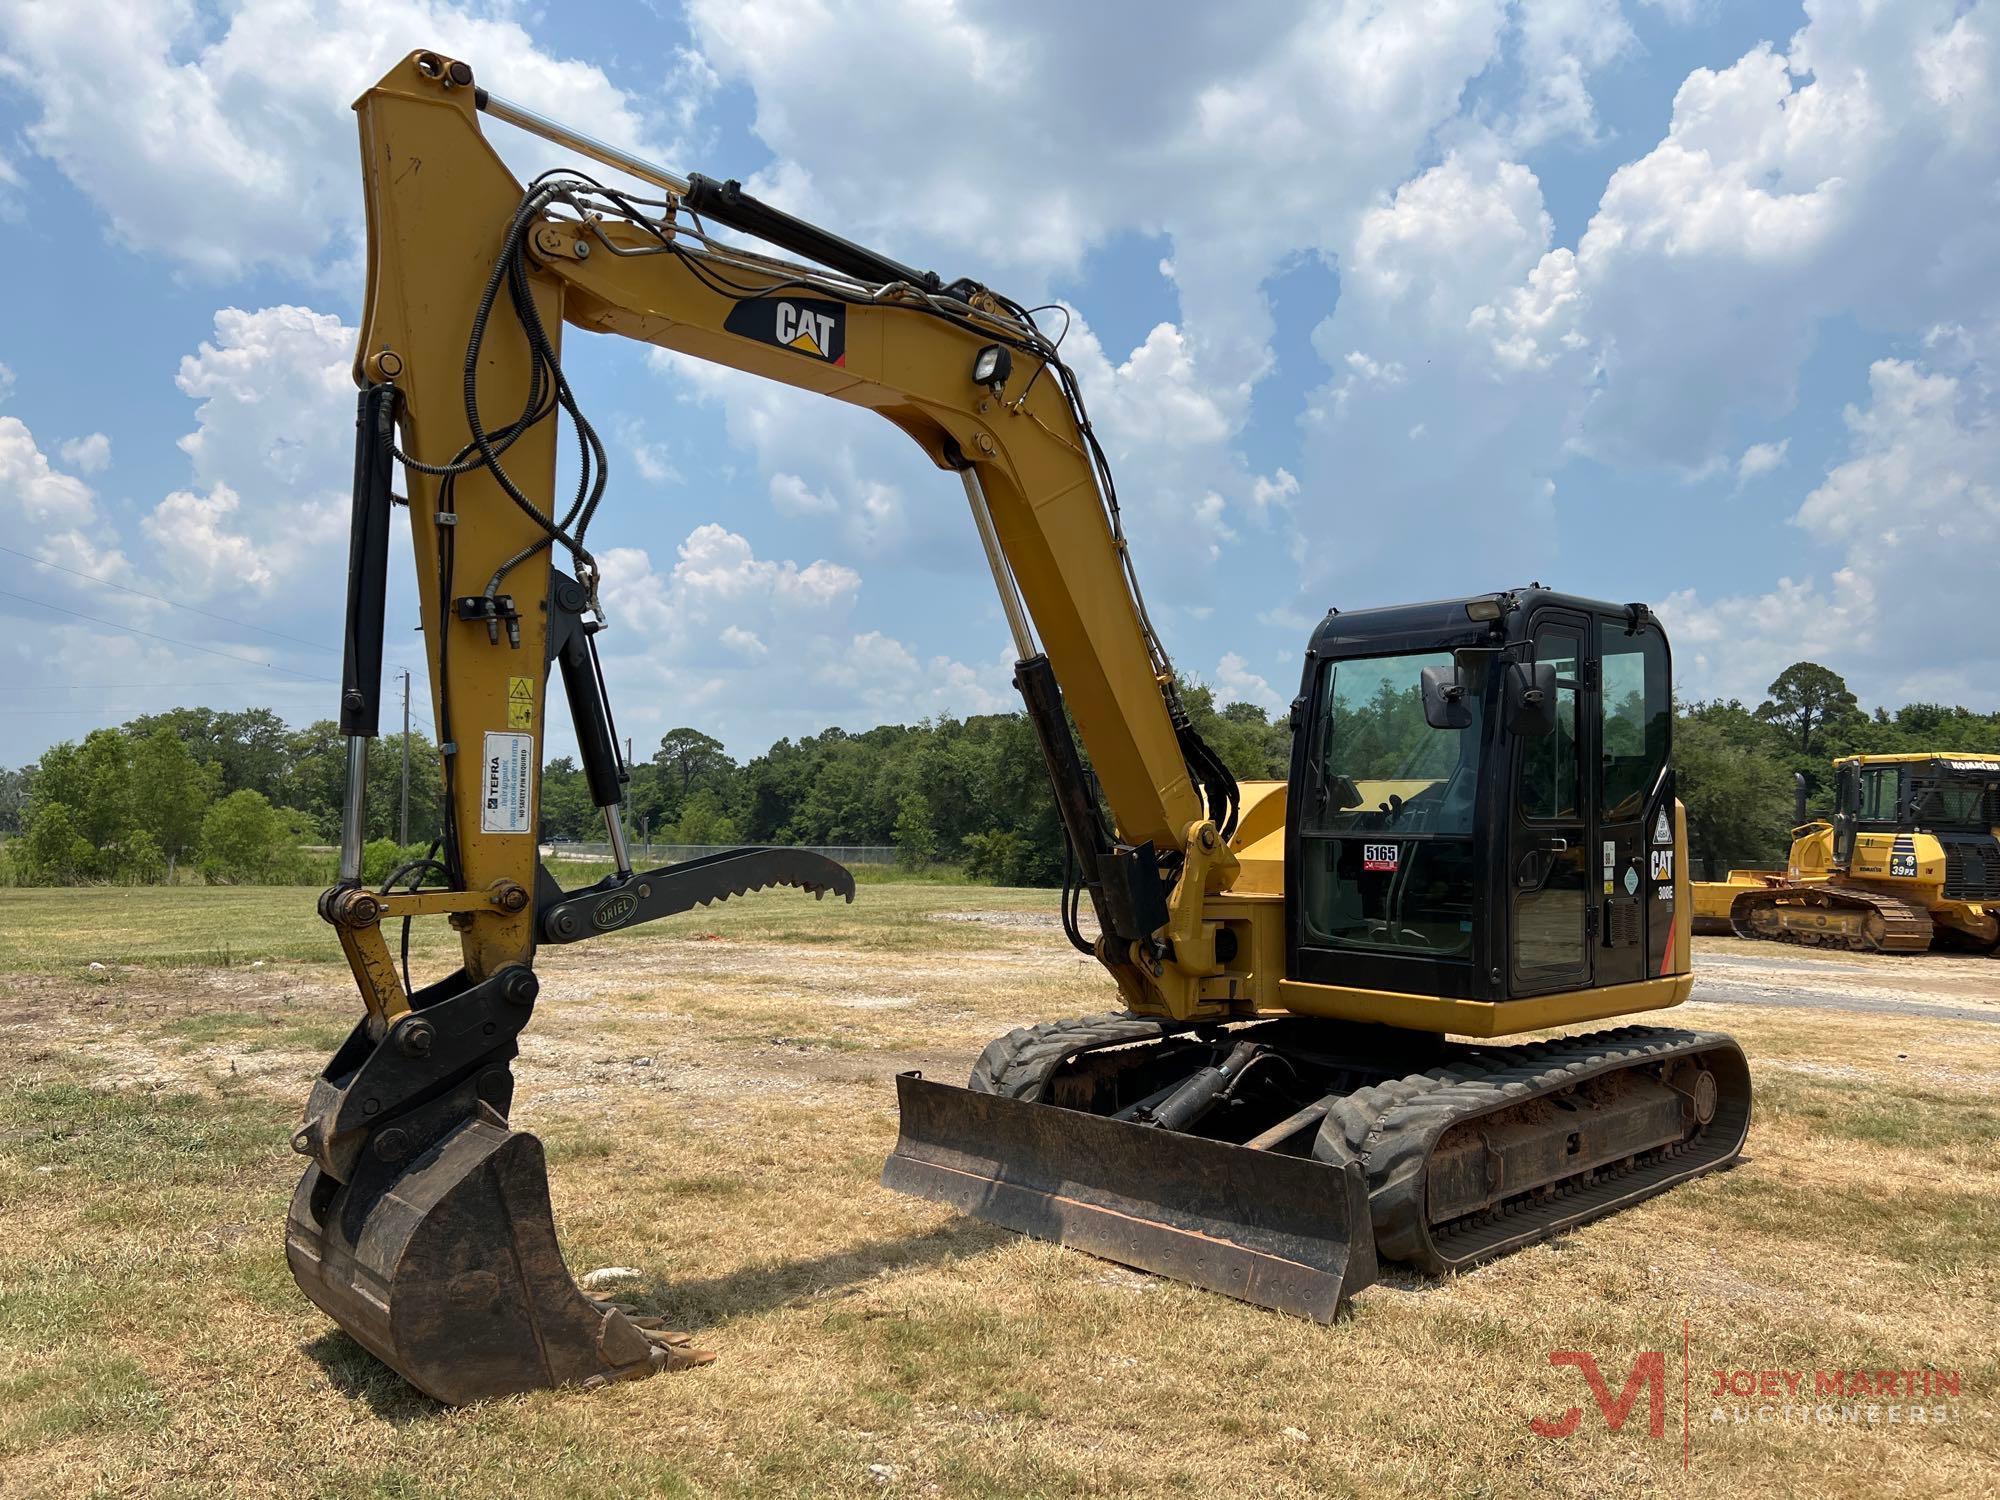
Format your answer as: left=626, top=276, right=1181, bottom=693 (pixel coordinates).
left=884, top=1015, right=1751, bottom=1316
left=1728, top=882, right=1935, bottom=954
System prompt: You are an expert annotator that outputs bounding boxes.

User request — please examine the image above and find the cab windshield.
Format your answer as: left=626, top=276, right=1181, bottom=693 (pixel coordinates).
left=1297, top=650, right=1485, bottom=960
left=1910, top=768, right=2000, bottom=829
left=1308, top=651, right=1486, bottom=836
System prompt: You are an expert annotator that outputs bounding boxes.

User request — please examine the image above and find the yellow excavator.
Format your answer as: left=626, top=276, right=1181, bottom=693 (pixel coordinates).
left=290, top=51, right=1751, bottom=1404
left=1692, top=753, right=2000, bottom=952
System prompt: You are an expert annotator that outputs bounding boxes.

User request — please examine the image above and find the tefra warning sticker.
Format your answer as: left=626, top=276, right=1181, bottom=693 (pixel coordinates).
left=481, top=732, right=534, bottom=834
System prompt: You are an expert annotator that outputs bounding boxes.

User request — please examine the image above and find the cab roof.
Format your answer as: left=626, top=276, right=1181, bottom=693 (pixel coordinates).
left=1307, top=586, right=1644, bottom=657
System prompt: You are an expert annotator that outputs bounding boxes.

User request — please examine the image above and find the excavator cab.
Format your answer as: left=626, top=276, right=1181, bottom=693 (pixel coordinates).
left=1288, top=588, right=1683, bottom=1007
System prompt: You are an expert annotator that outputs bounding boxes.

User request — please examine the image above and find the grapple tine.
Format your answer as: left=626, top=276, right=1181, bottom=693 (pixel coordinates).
left=882, top=1072, right=1376, bottom=1320
left=286, top=1111, right=683, bottom=1404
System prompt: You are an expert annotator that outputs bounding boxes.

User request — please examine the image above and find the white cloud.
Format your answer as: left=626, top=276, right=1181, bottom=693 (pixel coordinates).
left=0, top=414, right=125, bottom=576
left=1289, top=151, right=1584, bottom=608
left=1214, top=651, right=1281, bottom=712
left=1662, top=330, right=2000, bottom=707
left=685, top=0, right=1509, bottom=416
left=590, top=524, right=1008, bottom=749
left=1735, top=438, right=1789, bottom=486
left=0, top=360, right=13, bottom=402
left=57, top=432, right=110, bottom=474
left=617, top=418, right=681, bottom=487
left=769, top=472, right=839, bottom=518
left=1567, top=2, right=2000, bottom=468
left=143, top=306, right=351, bottom=597
left=0, top=0, right=676, bottom=278
left=1510, top=0, right=1637, bottom=150
left=1248, top=468, right=1299, bottom=522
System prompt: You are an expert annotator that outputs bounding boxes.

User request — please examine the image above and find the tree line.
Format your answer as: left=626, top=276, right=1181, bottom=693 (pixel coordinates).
left=2, top=662, right=1994, bottom=887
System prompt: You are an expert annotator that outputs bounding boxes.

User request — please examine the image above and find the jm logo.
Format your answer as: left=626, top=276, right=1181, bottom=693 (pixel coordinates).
left=1530, top=1350, right=1668, bottom=1439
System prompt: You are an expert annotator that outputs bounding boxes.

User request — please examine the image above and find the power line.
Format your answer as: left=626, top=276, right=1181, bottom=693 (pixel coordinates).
left=0, top=680, right=333, bottom=693
left=0, top=543, right=337, bottom=654
left=0, top=588, right=337, bottom=682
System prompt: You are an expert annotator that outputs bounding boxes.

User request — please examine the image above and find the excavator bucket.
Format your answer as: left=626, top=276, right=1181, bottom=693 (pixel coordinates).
left=287, top=1109, right=705, bottom=1405
left=882, top=1073, right=1377, bottom=1319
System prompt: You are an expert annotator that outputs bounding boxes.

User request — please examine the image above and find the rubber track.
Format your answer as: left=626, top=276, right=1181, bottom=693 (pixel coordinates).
left=966, top=1012, right=1176, bottom=1099
left=1729, top=882, right=1933, bottom=953
left=962, top=1016, right=1749, bottom=1278
left=1312, top=1025, right=1749, bottom=1273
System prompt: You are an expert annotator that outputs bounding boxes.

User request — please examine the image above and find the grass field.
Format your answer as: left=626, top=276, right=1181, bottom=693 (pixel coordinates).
left=0, top=884, right=1994, bottom=1497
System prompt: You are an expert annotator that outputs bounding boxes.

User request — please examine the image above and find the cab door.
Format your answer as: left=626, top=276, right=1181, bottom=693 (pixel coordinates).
left=1509, top=614, right=1591, bottom=994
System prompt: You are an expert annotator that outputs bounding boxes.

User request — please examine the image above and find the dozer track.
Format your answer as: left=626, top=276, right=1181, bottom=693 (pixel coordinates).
left=884, top=1015, right=1749, bottom=1317
left=1728, top=882, right=1934, bottom=954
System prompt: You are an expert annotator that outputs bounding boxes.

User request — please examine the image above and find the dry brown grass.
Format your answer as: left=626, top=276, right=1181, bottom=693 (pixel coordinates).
left=0, top=890, right=1994, bottom=1497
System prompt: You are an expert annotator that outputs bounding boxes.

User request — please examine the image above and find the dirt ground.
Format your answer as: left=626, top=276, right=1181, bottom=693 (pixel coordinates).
left=0, top=886, right=1994, bottom=1498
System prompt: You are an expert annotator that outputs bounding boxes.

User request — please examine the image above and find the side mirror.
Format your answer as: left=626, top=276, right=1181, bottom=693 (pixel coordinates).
left=1420, top=665, right=1473, bottom=730
left=1505, top=661, right=1558, bottom=738
left=1327, top=774, right=1364, bottom=811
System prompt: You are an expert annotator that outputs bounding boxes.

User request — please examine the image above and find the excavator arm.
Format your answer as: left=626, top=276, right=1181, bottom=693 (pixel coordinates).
left=288, top=50, right=1255, bottom=1404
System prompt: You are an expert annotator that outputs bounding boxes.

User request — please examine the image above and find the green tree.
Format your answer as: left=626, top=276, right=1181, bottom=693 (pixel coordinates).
left=0, top=766, right=31, bottom=836
left=893, top=789, right=937, bottom=869
left=1756, top=662, right=1861, bottom=757
left=17, top=801, right=96, bottom=884
left=1674, top=716, right=1797, bottom=875
left=539, top=756, right=599, bottom=840
left=199, top=790, right=298, bottom=883
left=129, top=728, right=216, bottom=873
left=670, top=789, right=739, bottom=845
left=654, top=728, right=731, bottom=798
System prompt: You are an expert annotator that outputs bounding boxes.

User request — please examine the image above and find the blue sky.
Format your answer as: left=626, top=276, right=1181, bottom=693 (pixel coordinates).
left=1, top=0, right=1995, bottom=768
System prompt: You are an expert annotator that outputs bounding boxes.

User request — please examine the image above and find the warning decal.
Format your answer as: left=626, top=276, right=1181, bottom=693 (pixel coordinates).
left=1653, top=808, right=1672, bottom=844
left=1362, top=843, right=1400, bottom=872
left=507, top=675, right=535, bottom=730
left=481, top=731, right=534, bottom=835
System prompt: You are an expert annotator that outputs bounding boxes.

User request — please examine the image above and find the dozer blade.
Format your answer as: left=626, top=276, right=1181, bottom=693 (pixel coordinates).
left=287, top=1108, right=701, bottom=1405
left=882, top=1072, right=1377, bottom=1320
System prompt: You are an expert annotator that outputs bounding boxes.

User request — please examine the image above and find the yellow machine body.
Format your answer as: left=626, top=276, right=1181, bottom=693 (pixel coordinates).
left=1693, top=752, right=2000, bottom=953
left=287, top=51, right=1744, bottom=1401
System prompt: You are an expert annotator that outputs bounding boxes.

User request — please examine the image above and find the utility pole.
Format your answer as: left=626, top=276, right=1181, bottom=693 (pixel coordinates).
left=399, top=669, right=411, bottom=845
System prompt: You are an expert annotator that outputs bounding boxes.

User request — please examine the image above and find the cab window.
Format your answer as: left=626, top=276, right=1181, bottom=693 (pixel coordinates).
left=1299, top=651, right=1484, bottom=958
left=1857, top=767, right=1899, bottom=823
left=1519, top=630, right=1581, bottom=821
left=1599, top=623, right=1668, bottom=823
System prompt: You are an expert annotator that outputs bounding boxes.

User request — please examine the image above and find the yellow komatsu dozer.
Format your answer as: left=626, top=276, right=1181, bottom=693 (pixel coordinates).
left=287, top=50, right=1753, bottom=1404
left=1692, top=755, right=2000, bottom=954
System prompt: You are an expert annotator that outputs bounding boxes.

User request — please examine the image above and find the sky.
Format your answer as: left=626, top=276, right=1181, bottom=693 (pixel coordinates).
left=0, top=0, right=1995, bottom=770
